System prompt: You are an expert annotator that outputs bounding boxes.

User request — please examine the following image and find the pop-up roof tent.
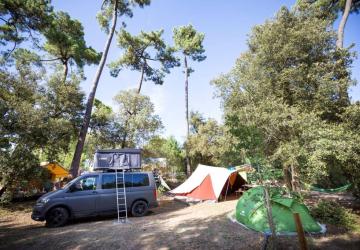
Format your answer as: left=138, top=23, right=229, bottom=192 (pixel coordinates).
left=93, top=148, right=142, bottom=170
left=170, top=164, right=247, bottom=201
left=235, top=186, right=323, bottom=234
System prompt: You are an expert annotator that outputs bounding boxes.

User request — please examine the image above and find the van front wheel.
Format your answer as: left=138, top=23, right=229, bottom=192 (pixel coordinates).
left=45, top=207, right=69, bottom=227
left=131, top=200, right=148, bottom=217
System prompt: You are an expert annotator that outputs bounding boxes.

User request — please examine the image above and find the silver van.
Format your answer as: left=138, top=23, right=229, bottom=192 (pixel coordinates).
left=31, top=171, right=158, bottom=227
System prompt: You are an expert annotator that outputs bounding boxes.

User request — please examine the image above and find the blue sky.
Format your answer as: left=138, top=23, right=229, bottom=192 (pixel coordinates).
left=53, top=0, right=360, bottom=143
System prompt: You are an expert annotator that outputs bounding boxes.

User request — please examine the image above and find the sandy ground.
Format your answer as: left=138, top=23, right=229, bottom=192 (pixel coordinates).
left=0, top=196, right=359, bottom=250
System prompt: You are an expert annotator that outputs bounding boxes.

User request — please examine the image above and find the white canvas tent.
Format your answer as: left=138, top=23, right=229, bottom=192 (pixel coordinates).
left=170, top=164, right=246, bottom=201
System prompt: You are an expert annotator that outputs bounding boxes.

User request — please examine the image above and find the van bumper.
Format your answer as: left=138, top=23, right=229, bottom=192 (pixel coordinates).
left=31, top=206, right=46, bottom=221
left=149, top=201, right=158, bottom=209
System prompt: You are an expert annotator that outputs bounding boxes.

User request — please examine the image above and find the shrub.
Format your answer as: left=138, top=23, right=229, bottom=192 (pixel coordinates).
left=0, top=190, right=12, bottom=205
left=310, top=200, right=356, bottom=230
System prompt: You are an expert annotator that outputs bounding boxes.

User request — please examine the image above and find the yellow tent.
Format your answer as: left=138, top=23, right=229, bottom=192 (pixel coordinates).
left=234, top=164, right=256, bottom=183
left=41, top=162, right=69, bottom=181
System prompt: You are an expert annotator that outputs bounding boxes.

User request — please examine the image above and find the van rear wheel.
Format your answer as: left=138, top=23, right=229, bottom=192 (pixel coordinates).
left=46, top=207, right=69, bottom=227
left=131, top=200, right=148, bottom=217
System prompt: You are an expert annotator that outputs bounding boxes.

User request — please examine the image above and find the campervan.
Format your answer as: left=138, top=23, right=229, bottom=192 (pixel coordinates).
left=31, top=171, right=158, bottom=227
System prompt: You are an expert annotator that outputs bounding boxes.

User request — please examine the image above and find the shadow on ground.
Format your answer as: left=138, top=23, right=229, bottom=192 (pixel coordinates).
left=0, top=199, right=263, bottom=250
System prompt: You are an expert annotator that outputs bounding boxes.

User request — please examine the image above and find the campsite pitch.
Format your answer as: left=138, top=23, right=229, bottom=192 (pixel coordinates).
left=0, top=198, right=262, bottom=250
left=0, top=196, right=359, bottom=250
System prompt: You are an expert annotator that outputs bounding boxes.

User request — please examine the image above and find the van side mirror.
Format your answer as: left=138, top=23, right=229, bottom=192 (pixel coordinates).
left=69, top=182, right=82, bottom=192
left=69, top=184, right=76, bottom=192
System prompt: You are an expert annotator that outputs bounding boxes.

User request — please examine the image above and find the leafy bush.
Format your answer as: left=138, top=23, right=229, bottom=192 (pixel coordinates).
left=310, top=200, right=356, bottom=230
left=0, top=190, right=12, bottom=205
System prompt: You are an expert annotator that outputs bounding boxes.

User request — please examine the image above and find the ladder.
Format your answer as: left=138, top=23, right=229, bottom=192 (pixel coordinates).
left=115, top=169, right=128, bottom=223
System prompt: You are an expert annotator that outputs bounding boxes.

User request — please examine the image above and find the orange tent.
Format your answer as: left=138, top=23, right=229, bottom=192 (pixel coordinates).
left=170, top=164, right=246, bottom=201
left=41, top=162, right=69, bottom=181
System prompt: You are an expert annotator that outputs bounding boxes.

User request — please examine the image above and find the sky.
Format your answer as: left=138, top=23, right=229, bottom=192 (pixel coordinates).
left=52, top=0, right=360, bottom=143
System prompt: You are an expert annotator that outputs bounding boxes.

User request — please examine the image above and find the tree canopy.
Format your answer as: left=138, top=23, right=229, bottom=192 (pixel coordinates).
left=0, top=0, right=53, bottom=59
left=212, top=5, right=359, bottom=194
left=186, top=112, right=235, bottom=168
left=43, top=11, right=101, bottom=79
left=109, top=29, right=179, bottom=93
left=0, top=50, right=85, bottom=200
left=97, top=0, right=151, bottom=33
left=84, top=90, right=163, bottom=160
left=173, top=24, right=206, bottom=62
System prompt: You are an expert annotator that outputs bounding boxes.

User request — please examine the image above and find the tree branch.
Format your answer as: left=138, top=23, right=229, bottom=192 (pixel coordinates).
left=3, top=40, right=18, bottom=61
left=40, top=57, right=63, bottom=62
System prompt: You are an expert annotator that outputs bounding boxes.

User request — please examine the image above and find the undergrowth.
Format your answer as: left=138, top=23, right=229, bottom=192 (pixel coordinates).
left=310, top=200, right=358, bottom=231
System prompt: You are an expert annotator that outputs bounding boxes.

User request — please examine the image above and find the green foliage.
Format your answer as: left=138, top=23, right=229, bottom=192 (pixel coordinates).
left=0, top=0, right=53, bottom=58
left=0, top=49, right=85, bottom=197
left=43, top=11, right=101, bottom=74
left=143, top=136, right=185, bottom=175
left=96, top=0, right=151, bottom=33
left=84, top=99, right=117, bottom=160
left=84, top=91, right=163, bottom=160
left=299, top=0, right=360, bottom=17
left=212, top=5, right=359, bottom=193
left=90, top=99, right=114, bottom=138
left=0, top=145, right=44, bottom=204
left=173, top=24, right=206, bottom=62
left=342, top=102, right=360, bottom=131
left=310, top=200, right=356, bottom=230
left=109, top=29, right=179, bottom=86
left=186, top=112, right=235, bottom=167
left=113, top=89, right=163, bottom=147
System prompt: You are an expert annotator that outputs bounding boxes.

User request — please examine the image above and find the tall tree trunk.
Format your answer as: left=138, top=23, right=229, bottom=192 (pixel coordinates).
left=291, top=164, right=299, bottom=192
left=263, top=185, right=277, bottom=249
left=137, top=64, right=145, bottom=94
left=121, top=132, right=127, bottom=148
left=291, top=164, right=295, bottom=191
left=121, top=124, right=128, bottom=148
left=63, top=60, right=68, bottom=83
left=283, top=166, right=292, bottom=190
left=69, top=2, right=118, bottom=178
left=184, top=55, right=191, bottom=176
left=336, top=0, right=352, bottom=49
left=121, top=117, right=130, bottom=148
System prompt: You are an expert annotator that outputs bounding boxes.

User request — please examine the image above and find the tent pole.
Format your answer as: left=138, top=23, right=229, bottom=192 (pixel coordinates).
left=224, top=176, right=230, bottom=201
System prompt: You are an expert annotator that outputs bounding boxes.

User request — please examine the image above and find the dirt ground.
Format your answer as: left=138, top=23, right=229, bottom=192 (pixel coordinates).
left=0, top=196, right=359, bottom=250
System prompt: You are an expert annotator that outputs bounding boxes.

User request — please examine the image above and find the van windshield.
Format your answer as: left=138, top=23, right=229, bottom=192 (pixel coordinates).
left=62, top=176, right=81, bottom=189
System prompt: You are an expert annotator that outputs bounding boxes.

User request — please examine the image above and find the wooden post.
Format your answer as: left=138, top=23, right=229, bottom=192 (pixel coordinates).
left=293, top=213, right=308, bottom=250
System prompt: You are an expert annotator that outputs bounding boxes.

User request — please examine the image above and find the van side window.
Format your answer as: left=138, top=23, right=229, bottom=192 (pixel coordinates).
left=132, top=174, right=149, bottom=187
left=102, top=175, right=116, bottom=189
left=101, top=174, right=132, bottom=189
left=72, top=176, right=98, bottom=192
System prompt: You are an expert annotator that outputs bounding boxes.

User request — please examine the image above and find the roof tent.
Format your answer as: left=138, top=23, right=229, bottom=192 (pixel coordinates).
left=93, top=148, right=142, bottom=170
left=170, top=164, right=246, bottom=201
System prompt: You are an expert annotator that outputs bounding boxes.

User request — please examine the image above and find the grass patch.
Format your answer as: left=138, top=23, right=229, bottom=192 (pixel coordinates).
left=0, top=201, right=34, bottom=217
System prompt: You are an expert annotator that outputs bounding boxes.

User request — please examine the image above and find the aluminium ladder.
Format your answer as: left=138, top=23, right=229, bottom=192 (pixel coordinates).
left=115, top=169, right=128, bottom=223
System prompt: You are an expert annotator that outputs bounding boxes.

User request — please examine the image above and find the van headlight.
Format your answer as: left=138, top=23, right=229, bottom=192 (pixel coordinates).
left=37, top=197, right=50, bottom=205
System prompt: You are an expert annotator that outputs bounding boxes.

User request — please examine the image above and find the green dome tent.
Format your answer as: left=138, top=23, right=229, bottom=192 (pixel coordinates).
left=235, top=186, right=323, bottom=234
